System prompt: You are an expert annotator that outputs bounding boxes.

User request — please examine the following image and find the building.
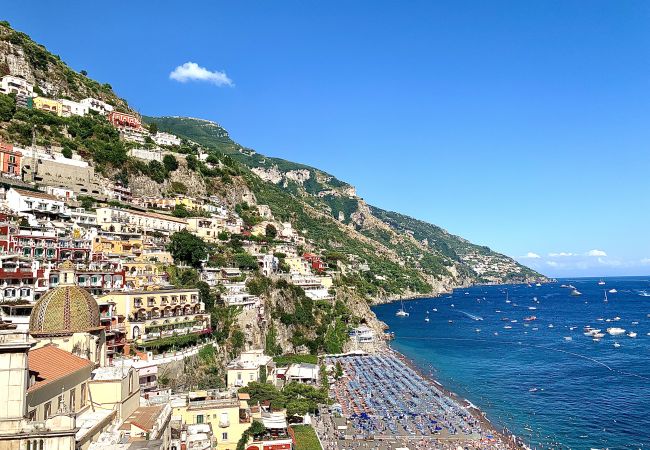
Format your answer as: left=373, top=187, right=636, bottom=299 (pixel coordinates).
left=0, top=75, right=34, bottom=97
left=59, top=98, right=89, bottom=117
left=80, top=98, right=114, bottom=115
left=99, top=288, right=210, bottom=344
left=108, top=112, right=141, bottom=130
left=0, top=142, right=22, bottom=177
left=96, top=207, right=188, bottom=234
left=226, top=350, right=274, bottom=389
left=245, top=413, right=293, bottom=450
left=129, top=148, right=163, bottom=162
left=20, top=146, right=104, bottom=196
left=33, top=96, right=63, bottom=116
left=186, top=217, right=226, bottom=242
left=152, top=132, right=181, bottom=147
left=5, top=187, right=68, bottom=217
left=172, top=391, right=252, bottom=450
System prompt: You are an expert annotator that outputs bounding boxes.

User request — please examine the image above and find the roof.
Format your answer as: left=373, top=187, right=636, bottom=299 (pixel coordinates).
left=28, top=345, right=94, bottom=392
left=12, top=188, right=61, bottom=202
left=91, top=365, right=131, bottom=381
left=120, top=405, right=165, bottom=432
left=238, top=392, right=250, bottom=400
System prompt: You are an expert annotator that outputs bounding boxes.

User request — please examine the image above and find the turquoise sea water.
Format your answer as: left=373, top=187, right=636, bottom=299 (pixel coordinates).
left=373, top=277, right=650, bottom=449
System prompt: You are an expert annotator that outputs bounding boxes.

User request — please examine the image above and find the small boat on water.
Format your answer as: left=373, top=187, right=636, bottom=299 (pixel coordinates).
left=528, top=306, right=537, bottom=310
left=609, top=288, right=618, bottom=294
left=570, top=289, right=582, bottom=297
left=524, top=316, right=537, bottom=322
left=598, top=280, right=605, bottom=286
left=584, top=328, right=601, bottom=337
left=627, top=332, right=637, bottom=338
left=607, top=327, right=626, bottom=336
left=548, top=324, right=554, bottom=328
left=396, top=299, right=409, bottom=317
left=504, top=325, right=512, bottom=329
left=613, top=342, right=621, bottom=348
left=564, top=336, right=572, bottom=341
left=424, top=312, right=430, bottom=322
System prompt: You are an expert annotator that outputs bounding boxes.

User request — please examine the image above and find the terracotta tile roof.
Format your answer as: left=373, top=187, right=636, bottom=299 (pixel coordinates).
left=28, top=345, right=94, bottom=392
left=120, top=405, right=164, bottom=432
left=13, top=188, right=60, bottom=202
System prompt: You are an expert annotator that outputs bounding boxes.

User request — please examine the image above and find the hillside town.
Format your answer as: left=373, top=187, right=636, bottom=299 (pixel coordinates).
left=0, top=46, right=531, bottom=450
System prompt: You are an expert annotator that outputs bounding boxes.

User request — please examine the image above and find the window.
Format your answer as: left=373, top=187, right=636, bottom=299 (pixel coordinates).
left=58, top=394, right=64, bottom=411
left=43, top=401, right=51, bottom=419
left=222, top=432, right=228, bottom=441
left=80, top=383, right=87, bottom=406
left=69, top=388, right=76, bottom=411
left=196, top=414, right=204, bottom=424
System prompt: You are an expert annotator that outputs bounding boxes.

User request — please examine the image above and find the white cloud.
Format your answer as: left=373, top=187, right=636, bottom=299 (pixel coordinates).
left=546, top=261, right=559, bottom=267
left=523, top=252, right=541, bottom=259
left=169, top=62, right=233, bottom=86
left=548, top=252, right=577, bottom=257
left=641, top=258, right=650, bottom=265
left=587, top=249, right=607, bottom=257
left=598, top=257, right=621, bottom=267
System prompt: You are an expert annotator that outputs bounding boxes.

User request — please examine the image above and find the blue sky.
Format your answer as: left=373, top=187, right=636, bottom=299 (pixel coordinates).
left=3, top=1, right=650, bottom=277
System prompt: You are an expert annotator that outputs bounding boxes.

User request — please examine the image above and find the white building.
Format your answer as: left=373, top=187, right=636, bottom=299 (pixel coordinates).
left=5, top=187, right=67, bottom=215
left=59, top=98, right=89, bottom=117
left=129, top=148, right=163, bottom=162
left=80, top=97, right=114, bottom=115
left=0, top=75, right=34, bottom=97
left=96, top=207, right=188, bottom=234
left=152, top=132, right=181, bottom=147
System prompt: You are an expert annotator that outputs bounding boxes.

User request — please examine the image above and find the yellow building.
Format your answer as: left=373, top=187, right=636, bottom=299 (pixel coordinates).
left=33, top=97, right=63, bottom=116
left=186, top=217, right=226, bottom=242
left=99, top=288, right=210, bottom=343
left=87, top=366, right=140, bottom=421
left=285, top=256, right=312, bottom=275
left=172, top=391, right=251, bottom=450
left=92, top=235, right=145, bottom=259
left=122, top=261, right=168, bottom=289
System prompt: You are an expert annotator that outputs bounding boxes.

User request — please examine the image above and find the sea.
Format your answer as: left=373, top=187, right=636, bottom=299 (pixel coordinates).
left=373, top=277, right=650, bottom=449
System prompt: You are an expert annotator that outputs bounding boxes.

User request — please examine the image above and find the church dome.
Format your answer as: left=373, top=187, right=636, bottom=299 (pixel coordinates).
left=29, top=262, right=100, bottom=334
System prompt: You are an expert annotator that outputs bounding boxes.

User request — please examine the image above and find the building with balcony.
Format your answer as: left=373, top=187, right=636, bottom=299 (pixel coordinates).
left=96, top=207, right=188, bottom=234
left=108, top=111, right=142, bottom=129
left=172, top=391, right=252, bottom=450
left=99, top=288, right=209, bottom=344
left=0, top=75, right=35, bottom=96
left=226, top=350, right=274, bottom=389
left=5, top=187, right=67, bottom=217
left=0, top=141, right=22, bottom=177
left=80, top=97, right=114, bottom=115
left=152, top=132, right=181, bottom=147
left=33, top=96, right=64, bottom=116
left=59, top=98, right=89, bottom=117
left=186, top=216, right=227, bottom=242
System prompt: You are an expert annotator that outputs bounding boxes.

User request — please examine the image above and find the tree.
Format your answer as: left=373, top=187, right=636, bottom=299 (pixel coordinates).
left=234, top=252, right=258, bottom=270
left=167, top=231, right=207, bottom=268
left=217, top=231, right=229, bottom=241
left=61, top=147, right=72, bottom=158
left=80, top=70, right=88, bottom=76
left=148, top=122, right=158, bottom=135
left=163, top=154, right=178, bottom=172
left=186, top=154, right=198, bottom=171
left=172, top=204, right=190, bottom=218
left=147, top=160, right=166, bottom=183
left=265, top=224, right=277, bottom=240
left=0, top=94, right=16, bottom=121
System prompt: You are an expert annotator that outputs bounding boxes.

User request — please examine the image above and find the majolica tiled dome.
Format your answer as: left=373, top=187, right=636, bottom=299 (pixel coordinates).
left=29, top=262, right=100, bottom=335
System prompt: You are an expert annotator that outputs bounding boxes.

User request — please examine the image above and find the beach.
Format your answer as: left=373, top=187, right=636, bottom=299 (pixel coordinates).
left=317, top=348, right=527, bottom=450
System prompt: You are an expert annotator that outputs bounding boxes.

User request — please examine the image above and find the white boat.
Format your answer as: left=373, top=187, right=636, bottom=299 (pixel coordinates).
left=607, top=327, right=626, bottom=336
left=570, top=289, right=582, bottom=297
left=395, top=299, right=409, bottom=317
left=583, top=328, right=601, bottom=337
left=432, top=308, right=437, bottom=312
left=504, top=325, right=512, bottom=329
left=548, top=324, right=554, bottom=328
left=613, top=342, right=621, bottom=348
left=598, top=280, right=605, bottom=286
left=593, top=333, right=605, bottom=338
left=424, top=312, right=430, bottom=323
left=535, top=283, right=542, bottom=287
left=609, top=288, right=618, bottom=294
left=627, top=332, right=637, bottom=338
left=564, top=336, right=572, bottom=341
